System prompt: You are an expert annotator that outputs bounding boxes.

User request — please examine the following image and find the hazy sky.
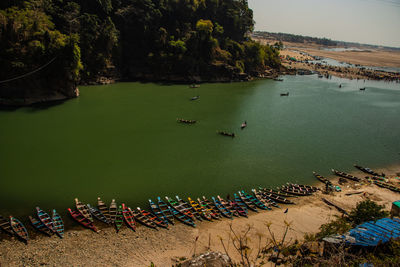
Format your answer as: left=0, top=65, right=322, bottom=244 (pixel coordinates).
left=248, top=0, right=400, bottom=47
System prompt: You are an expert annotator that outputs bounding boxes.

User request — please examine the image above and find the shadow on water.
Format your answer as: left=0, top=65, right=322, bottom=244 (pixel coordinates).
left=0, top=98, right=68, bottom=112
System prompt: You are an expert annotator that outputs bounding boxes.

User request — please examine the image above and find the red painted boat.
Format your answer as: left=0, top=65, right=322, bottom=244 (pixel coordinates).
left=122, top=204, right=136, bottom=231
left=138, top=208, right=168, bottom=229
left=68, top=208, right=99, bottom=233
left=10, top=216, right=29, bottom=243
left=75, top=198, right=93, bottom=222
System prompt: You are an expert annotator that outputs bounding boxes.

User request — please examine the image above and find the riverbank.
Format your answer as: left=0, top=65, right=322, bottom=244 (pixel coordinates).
left=1, top=164, right=399, bottom=266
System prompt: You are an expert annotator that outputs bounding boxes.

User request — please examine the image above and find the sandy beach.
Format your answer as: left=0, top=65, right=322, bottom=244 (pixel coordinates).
left=1, top=164, right=399, bottom=266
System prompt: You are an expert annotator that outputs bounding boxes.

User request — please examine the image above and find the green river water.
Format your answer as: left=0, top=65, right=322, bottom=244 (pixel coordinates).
left=1, top=75, right=399, bottom=217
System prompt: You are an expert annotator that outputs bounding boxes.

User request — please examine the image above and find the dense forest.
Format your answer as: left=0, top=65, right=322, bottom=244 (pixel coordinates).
left=0, top=0, right=281, bottom=104
left=253, top=31, right=338, bottom=46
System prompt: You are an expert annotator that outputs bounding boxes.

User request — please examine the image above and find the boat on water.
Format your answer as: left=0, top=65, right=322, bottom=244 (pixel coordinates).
left=109, top=199, right=117, bottom=224
left=0, top=215, right=14, bottom=235
left=75, top=198, right=93, bottom=222
left=115, top=205, right=124, bottom=232
left=197, top=197, right=221, bottom=220
left=188, top=197, right=213, bottom=221
left=36, top=207, right=54, bottom=233
left=261, top=187, right=295, bottom=198
left=29, top=216, right=53, bottom=236
left=312, top=172, right=332, bottom=185
left=68, top=208, right=99, bottom=233
left=176, top=195, right=202, bottom=221
left=212, top=197, right=232, bottom=218
left=218, top=196, right=239, bottom=217
left=241, top=190, right=269, bottom=210
left=87, top=204, right=110, bottom=224
left=137, top=208, right=168, bottom=229
left=122, top=204, right=136, bottom=231
left=10, top=216, right=29, bottom=242
left=156, top=197, right=175, bottom=224
left=280, top=92, right=289, bottom=96
left=131, top=208, right=158, bottom=229
left=331, top=169, right=361, bottom=182
left=359, top=87, right=366, bottom=91
left=241, top=121, right=247, bottom=129
left=273, top=78, right=284, bottom=82
left=237, top=191, right=258, bottom=212
left=354, top=164, right=384, bottom=177
left=149, top=199, right=170, bottom=225
left=261, top=191, right=293, bottom=205
left=217, top=131, right=235, bottom=137
left=52, top=209, right=64, bottom=238
left=177, top=118, right=196, bottom=124
left=97, top=197, right=110, bottom=221
left=280, top=186, right=311, bottom=196
left=286, top=183, right=319, bottom=192
left=191, top=96, right=200, bottom=101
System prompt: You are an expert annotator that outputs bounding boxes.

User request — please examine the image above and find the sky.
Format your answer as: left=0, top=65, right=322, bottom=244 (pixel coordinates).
left=248, top=0, right=400, bottom=47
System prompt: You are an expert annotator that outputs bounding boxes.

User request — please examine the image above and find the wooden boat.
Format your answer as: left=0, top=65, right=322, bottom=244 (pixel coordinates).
left=217, top=131, right=235, bottom=137
left=273, top=78, right=284, bottom=81
left=280, top=92, right=289, bottom=96
left=252, top=189, right=278, bottom=208
left=52, top=209, right=64, bottom=238
left=36, top=207, right=54, bottom=233
left=261, top=191, right=294, bottom=205
left=137, top=208, right=168, bottom=229
left=29, top=216, right=53, bottom=236
left=97, top=197, right=110, bottom=221
left=283, top=184, right=314, bottom=194
left=321, top=198, right=349, bottom=215
left=197, top=197, right=221, bottom=220
left=312, top=172, right=332, bottom=185
left=166, top=196, right=194, bottom=220
left=188, top=197, right=212, bottom=221
left=212, top=197, right=232, bottom=218
left=261, top=187, right=294, bottom=198
left=68, top=208, right=99, bottom=233
left=373, top=180, right=400, bottom=193
left=218, top=196, right=239, bottom=217
left=280, top=186, right=311, bottom=196
left=177, top=118, right=196, bottom=124
left=367, top=175, right=388, bottom=182
left=191, top=96, right=200, bottom=101
left=109, top=199, right=117, bottom=224
left=331, top=169, right=361, bottom=182
left=122, top=204, right=136, bottom=231
left=287, top=183, right=319, bottom=192
left=0, top=215, right=14, bottom=235
left=228, top=199, right=248, bottom=217
left=87, top=204, right=110, bottom=224
left=241, top=190, right=269, bottom=210
left=241, top=121, right=247, bottom=129
left=354, top=164, right=383, bottom=177
left=75, top=198, right=93, bottom=222
left=176, top=196, right=202, bottom=221
left=131, top=208, right=158, bottom=229
left=10, top=216, right=29, bottom=242
left=170, top=207, right=196, bottom=227
left=238, top=191, right=258, bottom=212
left=234, top=193, right=256, bottom=212
left=149, top=199, right=170, bottom=225
left=359, top=87, right=366, bottom=91
left=115, top=205, right=124, bottom=232
left=156, top=197, right=175, bottom=224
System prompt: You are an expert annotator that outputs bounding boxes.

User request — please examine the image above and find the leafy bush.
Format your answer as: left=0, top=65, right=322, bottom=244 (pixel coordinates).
left=348, top=199, right=389, bottom=226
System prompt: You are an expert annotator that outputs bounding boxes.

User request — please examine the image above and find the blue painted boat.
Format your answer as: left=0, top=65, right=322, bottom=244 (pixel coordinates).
left=238, top=191, right=258, bottom=211
left=218, top=196, right=239, bottom=217
left=10, top=216, right=29, bottom=243
left=212, top=197, right=232, bottom=218
left=166, top=196, right=195, bottom=220
left=234, top=193, right=253, bottom=212
left=169, top=207, right=196, bottom=227
left=87, top=204, right=110, bottom=224
left=156, top=197, right=175, bottom=224
left=251, top=189, right=273, bottom=210
left=228, top=199, right=248, bottom=217
left=29, top=216, right=53, bottom=236
left=241, top=190, right=268, bottom=210
left=149, top=199, right=170, bottom=225
left=36, top=207, right=55, bottom=233
left=197, top=197, right=221, bottom=220
left=52, top=209, right=64, bottom=238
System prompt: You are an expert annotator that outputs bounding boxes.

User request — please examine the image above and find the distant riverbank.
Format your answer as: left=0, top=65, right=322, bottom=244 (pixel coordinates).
left=1, top=164, right=399, bottom=266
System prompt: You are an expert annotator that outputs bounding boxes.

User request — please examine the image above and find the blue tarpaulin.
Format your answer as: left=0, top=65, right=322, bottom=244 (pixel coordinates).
left=323, top=218, right=400, bottom=247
